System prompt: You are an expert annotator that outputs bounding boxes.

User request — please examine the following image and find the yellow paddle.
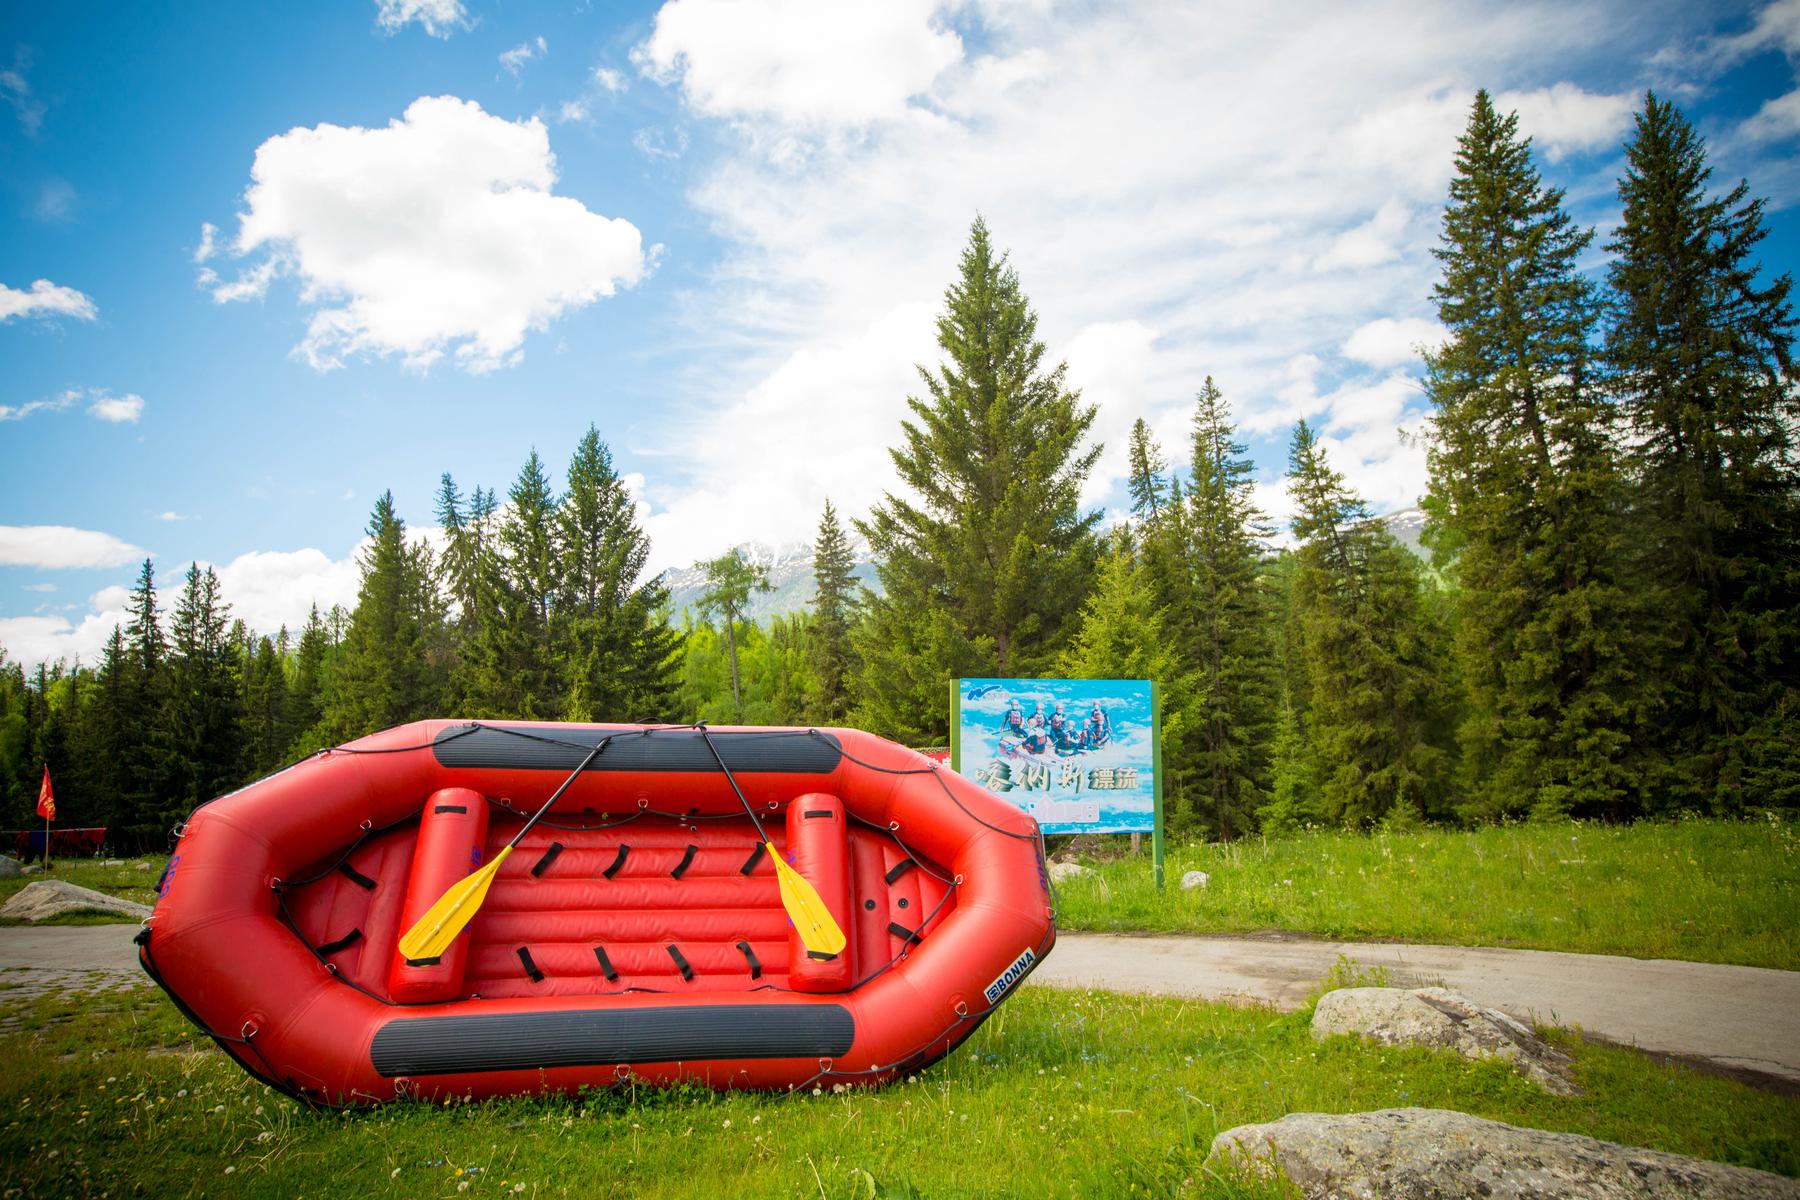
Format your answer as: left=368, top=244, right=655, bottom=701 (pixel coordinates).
left=398, top=736, right=611, bottom=962
left=697, top=726, right=846, bottom=958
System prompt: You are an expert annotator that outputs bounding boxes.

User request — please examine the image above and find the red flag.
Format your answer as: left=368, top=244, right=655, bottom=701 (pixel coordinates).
left=36, top=765, right=54, bottom=822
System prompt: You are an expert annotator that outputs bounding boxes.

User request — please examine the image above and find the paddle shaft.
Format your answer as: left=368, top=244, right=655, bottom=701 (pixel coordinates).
left=506, top=736, right=611, bottom=849
left=695, top=727, right=769, bottom=841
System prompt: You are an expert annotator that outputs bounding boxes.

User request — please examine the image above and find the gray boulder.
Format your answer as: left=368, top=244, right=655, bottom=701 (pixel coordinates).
left=0, top=880, right=151, bottom=922
left=1209, top=1107, right=1799, bottom=1199
left=1181, top=869, right=1210, bottom=890
left=1049, top=862, right=1088, bottom=883
left=1313, top=986, right=1577, bottom=1094
left=0, top=856, right=20, bottom=879
left=133, top=861, right=156, bottom=871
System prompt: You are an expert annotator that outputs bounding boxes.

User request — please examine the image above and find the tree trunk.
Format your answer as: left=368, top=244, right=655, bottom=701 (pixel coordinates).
left=725, top=618, right=743, bottom=722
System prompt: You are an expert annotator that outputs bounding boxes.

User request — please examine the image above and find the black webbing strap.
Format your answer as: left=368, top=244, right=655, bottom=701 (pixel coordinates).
left=404, top=954, right=441, bottom=968
left=336, top=862, right=377, bottom=891
left=806, top=949, right=839, bottom=961
left=803, top=808, right=835, bottom=819
left=888, top=922, right=922, bottom=945
left=531, top=841, right=565, bottom=877
left=670, top=844, right=698, bottom=879
left=735, top=940, right=762, bottom=980
left=433, top=803, right=467, bottom=814
left=665, top=944, right=694, bottom=982
left=885, top=858, right=917, bottom=885
left=517, top=946, right=544, bottom=983
left=602, top=845, right=629, bottom=879
left=316, top=928, right=363, bottom=955
left=593, top=946, right=618, bottom=982
left=739, top=843, right=766, bottom=875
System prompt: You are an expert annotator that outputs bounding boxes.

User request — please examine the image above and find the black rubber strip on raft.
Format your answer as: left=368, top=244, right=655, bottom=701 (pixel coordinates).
left=888, top=922, right=922, bottom=945
left=432, top=725, right=843, bottom=775
left=370, top=1003, right=856, bottom=1077
left=316, top=928, right=363, bottom=955
left=805, top=949, right=839, bottom=961
left=666, top=944, right=694, bottom=982
left=336, top=862, right=377, bottom=890
left=739, top=843, right=766, bottom=875
left=433, top=804, right=468, bottom=814
left=517, top=947, right=544, bottom=983
left=593, top=946, right=618, bottom=982
left=601, top=845, right=629, bottom=879
left=803, top=808, right=835, bottom=819
left=884, top=858, right=917, bottom=885
left=670, top=844, right=698, bottom=879
left=531, top=842, right=565, bottom=877
left=405, top=955, right=442, bottom=968
left=735, top=940, right=762, bottom=980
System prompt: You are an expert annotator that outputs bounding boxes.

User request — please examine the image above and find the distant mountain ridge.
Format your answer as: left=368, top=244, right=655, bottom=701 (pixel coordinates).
left=662, top=509, right=1428, bottom=625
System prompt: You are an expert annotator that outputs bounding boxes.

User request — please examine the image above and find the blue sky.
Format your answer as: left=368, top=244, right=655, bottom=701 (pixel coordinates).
left=3, top=0, right=1796, bottom=667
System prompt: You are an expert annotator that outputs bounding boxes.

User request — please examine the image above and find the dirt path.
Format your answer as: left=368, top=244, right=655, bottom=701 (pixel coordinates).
left=5, top=924, right=1796, bottom=1088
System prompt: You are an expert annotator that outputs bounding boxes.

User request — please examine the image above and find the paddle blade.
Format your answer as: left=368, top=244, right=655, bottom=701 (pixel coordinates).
left=397, top=844, right=514, bottom=962
left=769, top=842, right=847, bottom=957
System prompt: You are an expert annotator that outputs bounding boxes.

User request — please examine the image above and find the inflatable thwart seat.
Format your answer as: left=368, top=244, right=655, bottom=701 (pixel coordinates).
left=139, top=721, right=1056, bottom=1104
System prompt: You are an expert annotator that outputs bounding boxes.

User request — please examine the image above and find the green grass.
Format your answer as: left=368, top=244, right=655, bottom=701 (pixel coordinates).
left=0, top=856, right=163, bottom=922
left=0, top=980, right=1793, bottom=1199
left=1053, top=817, right=1800, bottom=970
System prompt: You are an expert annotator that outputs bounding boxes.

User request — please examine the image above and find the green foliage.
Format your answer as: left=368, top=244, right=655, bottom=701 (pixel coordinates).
left=855, top=216, right=1100, bottom=744
left=1286, top=421, right=1455, bottom=828
left=158, top=564, right=244, bottom=827
left=1424, top=90, right=1644, bottom=822
left=696, top=548, right=772, bottom=723
left=1603, top=92, right=1800, bottom=813
left=806, top=500, right=860, bottom=723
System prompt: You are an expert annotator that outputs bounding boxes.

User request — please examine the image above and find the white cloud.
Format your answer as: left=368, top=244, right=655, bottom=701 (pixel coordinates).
left=195, top=222, right=218, bottom=263
left=374, top=0, right=468, bottom=37
left=1314, top=200, right=1414, bottom=272
left=0, top=387, right=143, bottom=424
left=0, top=525, right=146, bottom=570
left=155, top=511, right=191, bottom=522
left=558, top=99, right=590, bottom=124
left=87, top=392, right=144, bottom=423
left=22, top=584, right=55, bottom=594
left=1342, top=317, right=1448, bottom=369
left=0, top=56, right=44, bottom=135
left=500, top=36, right=547, bottom=75
left=1496, top=83, right=1634, bottom=161
left=1741, top=88, right=1800, bottom=142
left=634, top=0, right=963, bottom=128
left=595, top=67, right=628, bottom=93
left=0, top=279, right=97, bottom=323
left=211, top=547, right=364, bottom=638
left=205, top=96, right=646, bottom=372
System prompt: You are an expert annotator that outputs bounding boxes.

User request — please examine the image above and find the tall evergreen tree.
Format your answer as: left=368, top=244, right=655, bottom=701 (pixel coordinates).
left=120, top=557, right=168, bottom=827
left=1127, top=417, right=1168, bottom=522
left=696, top=548, right=770, bottom=722
left=1138, top=381, right=1277, bottom=836
left=240, top=635, right=289, bottom=777
left=318, top=493, right=445, bottom=740
left=285, top=604, right=330, bottom=755
left=461, top=455, right=561, bottom=718
left=1424, top=90, right=1642, bottom=821
left=855, top=217, right=1100, bottom=743
left=1604, top=92, right=1800, bottom=811
left=806, top=500, right=859, bottom=723
left=160, top=564, right=243, bottom=822
left=1286, top=421, right=1455, bottom=828
left=557, top=427, right=682, bottom=722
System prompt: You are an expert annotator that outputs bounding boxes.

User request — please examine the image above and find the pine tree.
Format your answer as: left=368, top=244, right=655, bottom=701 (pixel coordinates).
left=318, top=492, right=445, bottom=739
left=1424, top=90, right=1642, bottom=821
left=120, top=558, right=167, bottom=829
left=806, top=500, right=859, bottom=723
left=160, top=564, right=243, bottom=822
left=461, top=455, right=560, bottom=718
left=1127, top=417, right=1168, bottom=522
left=240, top=635, right=289, bottom=777
left=1056, top=537, right=1187, bottom=735
left=1286, top=421, right=1455, bottom=828
left=557, top=426, right=682, bottom=722
left=855, top=217, right=1101, bottom=743
left=1604, top=92, right=1800, bottom=811
left=697, top=548, right=770, bottom=722
left=285, top=604, right=329, bottom=755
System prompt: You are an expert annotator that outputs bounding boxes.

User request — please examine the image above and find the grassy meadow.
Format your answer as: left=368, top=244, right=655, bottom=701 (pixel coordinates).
left=0, top=974, right=1794, bottom=1200
left=1052, top=817, right=1800, bottom=970
left=0, top=856, right=163, bottom=921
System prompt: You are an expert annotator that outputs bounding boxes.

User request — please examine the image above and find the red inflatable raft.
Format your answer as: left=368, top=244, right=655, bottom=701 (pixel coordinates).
left=139, top=721, right=1055, bottom=1104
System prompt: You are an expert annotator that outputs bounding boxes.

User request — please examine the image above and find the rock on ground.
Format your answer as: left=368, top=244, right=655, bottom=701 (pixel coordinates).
left=1049, top=862, right=1088, bottom=882
left=1209, top=1107, right=1800, bottom=1199
left=1181, top=870, right=1209, bottom=890
left=0, top=880, right=151, bottom=922
left=0, top=857, right=20, bottom=879
left=1313, top=986, right=1577, bottom=1094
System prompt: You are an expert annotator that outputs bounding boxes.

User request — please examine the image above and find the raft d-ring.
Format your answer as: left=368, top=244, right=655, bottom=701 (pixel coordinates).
left=268, top=876, right=283, bottom=890
left=953, top=1000, right=969, bottom=1018
left=817, top=1057, right=834, bottom=1075
left=359, top=818, right=373, bottom=831
left=636, top=797, right=650, bottom=810
left=393, top=1078, right=414, bottom=1099
left=240, top=1020, right=259, bottom=1040
left=614, top=1064, right=632, bottom=1081
left=953, top=873, right=965, bottom=886
left=887, top=820, right=900, bottom=831
left=172, top=822, right=188, bottom=839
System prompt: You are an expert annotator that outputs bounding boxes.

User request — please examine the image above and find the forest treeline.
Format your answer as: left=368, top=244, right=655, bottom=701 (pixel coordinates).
left=2, top=91, right=1794, bottom=849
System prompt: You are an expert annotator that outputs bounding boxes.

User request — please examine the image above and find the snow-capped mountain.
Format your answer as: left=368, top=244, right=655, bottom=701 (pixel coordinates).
left=660, top=537, right=881, bottom=624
